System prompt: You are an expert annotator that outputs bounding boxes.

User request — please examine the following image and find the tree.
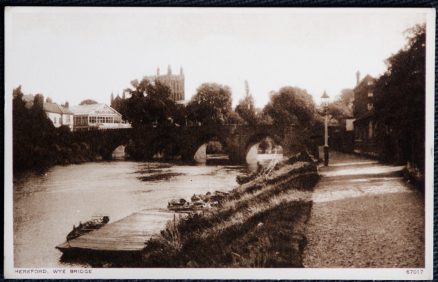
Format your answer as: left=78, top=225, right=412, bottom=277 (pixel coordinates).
left=327, top=88, right=354, bottom=122
left=235, top=81, right=257, bottom=126
left=111, top=94, right=123, bottom=112
left=255, top=108, right=274, bottom=125
left=258, top=137, right=274, bottom=153
left=206, top=138, right=225, bottom=154
left=338, top=89, right=354, bottom=109
left=263, top=86, right=317, bottom=129
left=227, top=111, right=245, bottom=125
left=187, top=83, right=233, bottom=125
left=118, top=78, right=183, bottom=127
left=263, top=86, right=321, bottom=155
left=13, top=86, right=57, bottom=171
left=79, top=99, right=98, bottom=105
left=373, top=24, right=425, bottom=169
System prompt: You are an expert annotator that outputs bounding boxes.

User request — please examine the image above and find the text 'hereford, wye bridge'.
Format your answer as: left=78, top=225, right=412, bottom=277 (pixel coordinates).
left=72, top=124, right=299, bottom=164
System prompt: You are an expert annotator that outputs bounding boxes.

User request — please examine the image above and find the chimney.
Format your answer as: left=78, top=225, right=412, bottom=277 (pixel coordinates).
left=180, top=66, right=184, bottom=76
left=157, top=67, right=160, bottom=76
left=167, top=65, right=172, bottom=75
left=356, top=71, right=361, bottom=86
left=64, top=101, right=69, bottom=108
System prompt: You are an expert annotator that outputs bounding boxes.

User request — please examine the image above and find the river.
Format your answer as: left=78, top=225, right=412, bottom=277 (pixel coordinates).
left=13, top=161, right=248, bottom=268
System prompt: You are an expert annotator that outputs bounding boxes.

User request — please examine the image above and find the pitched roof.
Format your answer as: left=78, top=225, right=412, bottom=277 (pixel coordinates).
left=354, top=74, right=375, bottom=91
left=70, top=103, right=121, bottom=116
left=60, top=106, right=73, bottom=114
left=43, top=102, right=73, bottom=115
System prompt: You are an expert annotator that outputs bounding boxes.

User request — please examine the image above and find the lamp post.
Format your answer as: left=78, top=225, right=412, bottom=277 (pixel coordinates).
left=321, top=91, right=330, bottom=166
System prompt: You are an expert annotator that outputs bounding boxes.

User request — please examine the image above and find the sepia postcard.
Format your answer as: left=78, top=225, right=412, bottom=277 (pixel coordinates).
left=4, top=7, right=435, bottom=279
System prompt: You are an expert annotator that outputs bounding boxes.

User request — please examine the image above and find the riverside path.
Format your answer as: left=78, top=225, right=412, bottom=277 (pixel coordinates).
left=303, top=152, right=424, bottom=268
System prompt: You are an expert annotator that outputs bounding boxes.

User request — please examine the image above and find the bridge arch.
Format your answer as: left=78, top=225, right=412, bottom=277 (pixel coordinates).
left=87, top=129, right=132, bottom=160
left=191, top=133, right=230, bottom=164
left=148, top=134, right=181, bottom=160
left=243, top=131, right=284, bottom=165
left=111, top=144, right=129, bottom=160
left=71, top=125, right=298, bottom=164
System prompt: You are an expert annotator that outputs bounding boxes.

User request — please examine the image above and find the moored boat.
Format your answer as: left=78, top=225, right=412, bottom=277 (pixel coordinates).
left=167, top=198, right=191, bottom=212
left=65, top=215, right=110, bottom=241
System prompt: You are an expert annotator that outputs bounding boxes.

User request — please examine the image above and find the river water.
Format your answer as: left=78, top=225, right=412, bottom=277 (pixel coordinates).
left=13, top=161, right=247, bottom=268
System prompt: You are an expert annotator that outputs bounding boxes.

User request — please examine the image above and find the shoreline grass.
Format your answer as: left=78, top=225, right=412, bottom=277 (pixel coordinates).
left=140, top=155, right=319, bottom=267
left=64, top=153, right=320, bottom=268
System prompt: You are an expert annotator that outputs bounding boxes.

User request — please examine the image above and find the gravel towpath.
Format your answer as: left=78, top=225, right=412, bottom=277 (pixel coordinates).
left=303, top=152, right=424, bottom=268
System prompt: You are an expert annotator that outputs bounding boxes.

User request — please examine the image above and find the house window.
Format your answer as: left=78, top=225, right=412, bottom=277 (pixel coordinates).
left=89, top=116, right=96, bottom=124
left=367, top=103, right=373, bottom=111
left=75, top=116, right=88, bottom=126
left=54, top=117, right=57, bottom=124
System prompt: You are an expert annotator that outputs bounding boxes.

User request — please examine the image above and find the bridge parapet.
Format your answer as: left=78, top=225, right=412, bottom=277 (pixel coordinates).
left=69, top=123, right=301, bottom=163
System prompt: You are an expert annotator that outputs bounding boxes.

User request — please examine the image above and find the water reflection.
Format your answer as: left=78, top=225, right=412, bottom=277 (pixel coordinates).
left=13, top=151, right=283, bottom=268
left=13, top=161, right=245, bottom=267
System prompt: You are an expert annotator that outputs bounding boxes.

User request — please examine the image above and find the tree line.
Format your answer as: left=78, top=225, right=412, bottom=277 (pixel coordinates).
left=13, top=78, right=322, bottom=172
left=325, top=24, right=426, bottom=173
left=110, top=79, right=323, bottom=159
left=12, top=87, right=101, bottom=172
left=14, top=23, right=424, bottom=172
left=112, top=78, right=321, bottom=133
left=374, top=24, right=426, bottom=172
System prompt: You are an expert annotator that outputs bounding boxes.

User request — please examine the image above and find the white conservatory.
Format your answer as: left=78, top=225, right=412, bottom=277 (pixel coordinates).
left=70, top=103, right=131, bottom=131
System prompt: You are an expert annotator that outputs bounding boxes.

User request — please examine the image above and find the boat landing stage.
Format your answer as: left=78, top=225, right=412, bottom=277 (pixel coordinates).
left=56, top=210, right=175, bottom=252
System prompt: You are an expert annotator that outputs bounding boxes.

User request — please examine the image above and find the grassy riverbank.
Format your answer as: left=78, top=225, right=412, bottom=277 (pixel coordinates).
left=140, top=155, right=319, bottom=267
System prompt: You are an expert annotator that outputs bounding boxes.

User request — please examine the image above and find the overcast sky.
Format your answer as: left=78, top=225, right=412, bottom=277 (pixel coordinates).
left=6, top=8, right=428, bottom=108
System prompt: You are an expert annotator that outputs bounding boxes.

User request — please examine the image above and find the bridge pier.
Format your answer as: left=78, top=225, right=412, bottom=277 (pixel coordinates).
left=72, top=125, right=302, bottom=164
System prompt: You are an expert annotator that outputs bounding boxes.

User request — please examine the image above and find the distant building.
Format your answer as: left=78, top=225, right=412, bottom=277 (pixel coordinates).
left=43, top=100, right=74, bottom=131
left=21, top=94, right=74, bottom=130
left=352, top=71, right=378, bottom=156
left=144, top=65, right=185, bottom=102
left=70, top=103, right=131, bottom=131
left=353, top=71, right=376, bottom=118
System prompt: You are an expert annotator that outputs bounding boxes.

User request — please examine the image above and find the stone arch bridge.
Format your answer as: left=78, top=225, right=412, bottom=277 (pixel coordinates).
left=72, top=124, right=302, bottom=164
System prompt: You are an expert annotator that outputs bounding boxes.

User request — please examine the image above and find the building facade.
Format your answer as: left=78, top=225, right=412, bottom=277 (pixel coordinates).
left=144, top=65, right=185, bottom=102
left=43, top=101, right=74, bottom=131
left=352, top=72, right=378, bottom=156
left=70, top=103, right=131, bottom=131
left=22, top=94, right=74, bottom=130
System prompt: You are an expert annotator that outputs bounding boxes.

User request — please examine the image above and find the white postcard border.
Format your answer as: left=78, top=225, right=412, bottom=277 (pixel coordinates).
left=4, top=7, right=435, bottom=280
